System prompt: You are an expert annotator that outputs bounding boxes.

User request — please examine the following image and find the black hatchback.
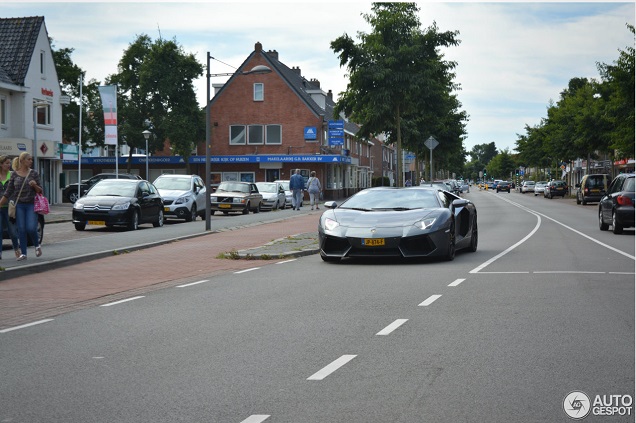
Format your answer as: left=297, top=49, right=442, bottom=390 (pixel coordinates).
left=72, top=179, right=164, bottom=231
left=599, top=173, right=635, bottom=234
left=544, top=180, right=567, bottom=198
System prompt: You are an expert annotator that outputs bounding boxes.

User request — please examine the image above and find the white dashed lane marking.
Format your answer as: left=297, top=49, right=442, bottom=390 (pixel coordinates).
left=235, top=267, right=261, bottom=274
left=100, top=296, right=145, bottom=307
left=307, top=355, right=357, bottom=380
left=0, top=319, right=54, bottom=333
left=419, top=295, right=442, bottom=306
left=239, top=415, right=270, bottom=423
left=448, top=278, right=465, bottom=286
left=176, top=279, right=210, bottom=288
left=376, top=319, right=408, bottom=336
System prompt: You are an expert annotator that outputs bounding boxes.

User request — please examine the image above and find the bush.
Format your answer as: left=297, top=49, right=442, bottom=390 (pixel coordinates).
left=372, top=176, right=391, bottom=187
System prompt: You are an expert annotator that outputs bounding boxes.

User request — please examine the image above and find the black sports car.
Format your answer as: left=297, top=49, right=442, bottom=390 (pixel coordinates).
left=318, top=186, right=478, bottom=262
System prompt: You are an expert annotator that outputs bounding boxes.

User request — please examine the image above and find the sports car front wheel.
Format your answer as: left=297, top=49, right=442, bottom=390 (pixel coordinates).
left=446, top=221, right=456, bottom=261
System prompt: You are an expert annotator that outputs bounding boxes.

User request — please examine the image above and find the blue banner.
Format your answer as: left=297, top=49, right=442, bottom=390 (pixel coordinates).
left=63, top=154, right=352, bottom=165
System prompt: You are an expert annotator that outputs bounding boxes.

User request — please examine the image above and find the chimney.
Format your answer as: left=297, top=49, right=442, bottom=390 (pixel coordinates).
left=291, top=66, right=301, bottom=76
left=327, top=90, right=333, bottom=100
left=255, top=42, right=263, bottom=52
left=310, top=78, right=320, bottom=88
left=266, top=49, right=279, bottom=60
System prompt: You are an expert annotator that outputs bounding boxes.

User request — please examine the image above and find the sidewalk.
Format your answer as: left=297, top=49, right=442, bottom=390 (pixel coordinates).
left=0, top=206, right=321, bottom=331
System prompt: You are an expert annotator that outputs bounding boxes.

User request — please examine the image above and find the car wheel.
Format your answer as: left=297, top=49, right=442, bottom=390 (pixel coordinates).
left=242, top=203, right=250, bottom=215
left=612, top=210, right=624, bottom=234
left=576, top=194, right=581, bottom=204
left=153, top=210, right=164, bottom=227
left=186, top=204, right=196, bottom=222
left=253, top=202, right=261, bottom=213
left=469, top=216, right=478, bottom=252
left=446, top=221, right=456, bottom=261
left=548, top=193, right=553, bottom=199
left=582, top=199, right=587, bottom=205
left=280, top=200, right=285, bottom=210
left=599, top=208, right=609, bottom=231
left=75, top=221, right=86, bottom=231
left=128, top=210, right=139, bottom=231
left=68, top=191, right=79, bottom=203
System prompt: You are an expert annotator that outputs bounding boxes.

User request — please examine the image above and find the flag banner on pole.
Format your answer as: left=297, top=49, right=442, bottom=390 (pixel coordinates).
left=98, top=85, right=118, bottom=145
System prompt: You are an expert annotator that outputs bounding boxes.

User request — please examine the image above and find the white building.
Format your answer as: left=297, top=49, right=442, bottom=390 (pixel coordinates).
left=0, top=16, right=64, bottom=203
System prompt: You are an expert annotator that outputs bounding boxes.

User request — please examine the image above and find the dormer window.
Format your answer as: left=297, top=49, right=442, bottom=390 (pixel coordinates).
left=253, top=83, right=264, bottom=101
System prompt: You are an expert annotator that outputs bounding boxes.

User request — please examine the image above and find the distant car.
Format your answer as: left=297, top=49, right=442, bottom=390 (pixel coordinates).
left=459, top=181, right=470, bottom=193
left=544, top=180, right=568, bottom=199
left=153, top=174, right=206, bottom=222
left=521, top=181, right=535, bottom=193
left=318, top=186, right=478, bottom=262
left=576, top=174, right=610, bottom=205
left=256, top=182, right=286, bottom=210
left=63, top=172, right=141, bottom=203
left=274, top=179, right=302, bottom=208
left=72, top=179, right=164, bottom=231
left=210, top=181, right=263, bottom=215
left=534, top=181, right=548, bottom=196
left=496, top=181, right=511, bottom=193
left=599, top=173, right=635, bottom=234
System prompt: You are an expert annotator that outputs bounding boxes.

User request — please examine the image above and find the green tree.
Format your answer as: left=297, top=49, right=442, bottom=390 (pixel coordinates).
left=108, top=35, right=203, bottom=173
left=469, top=142, right=498, bottom=165
left=331, top=2, right=463, bottom=186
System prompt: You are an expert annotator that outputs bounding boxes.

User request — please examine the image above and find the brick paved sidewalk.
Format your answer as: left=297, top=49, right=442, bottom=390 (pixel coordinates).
left=0, top=213, right=320, bottom=331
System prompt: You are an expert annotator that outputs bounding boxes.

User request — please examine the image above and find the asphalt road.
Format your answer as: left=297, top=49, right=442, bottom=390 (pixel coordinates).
left=0, top=190, right=633, bottom=423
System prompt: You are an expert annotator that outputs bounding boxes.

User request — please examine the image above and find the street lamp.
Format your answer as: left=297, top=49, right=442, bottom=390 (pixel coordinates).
left=205, top=52, right=272, bottom=231
left=142, top=129, right=151, bottom=180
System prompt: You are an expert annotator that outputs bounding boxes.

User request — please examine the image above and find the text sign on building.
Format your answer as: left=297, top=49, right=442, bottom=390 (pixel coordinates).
left=328, top=120, right=344, bottom=146
left=304, top=126, right=317, bottom=140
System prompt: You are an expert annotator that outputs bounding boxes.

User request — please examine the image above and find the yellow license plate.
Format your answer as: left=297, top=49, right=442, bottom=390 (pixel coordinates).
left=363, top=238, right=385, bottom=246
left=88, top=220, right=105, bottom=226
left=591, top=189, right=600, bottom=193
left=164, top=207, right=170, bottom=212
left=219, top=204, right=231, bottom=209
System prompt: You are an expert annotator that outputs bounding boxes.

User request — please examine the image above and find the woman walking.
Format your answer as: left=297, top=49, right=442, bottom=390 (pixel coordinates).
left=0, top=152, right=43, bottom=260
left=0, top=155, right=20, bottom=259
left=307, top=171, right=322, bottom=210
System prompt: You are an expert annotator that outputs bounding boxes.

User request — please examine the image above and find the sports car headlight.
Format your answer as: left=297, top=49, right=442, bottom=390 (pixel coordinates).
left=415, top=217, right=436, bottom=230
left=324, top=218, right=339, bottom=231
left=112, top=202, right=131, bottom=211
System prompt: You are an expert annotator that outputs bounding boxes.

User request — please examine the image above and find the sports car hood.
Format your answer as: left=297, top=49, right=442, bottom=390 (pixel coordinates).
left=331, top=208, right=438, bottom=228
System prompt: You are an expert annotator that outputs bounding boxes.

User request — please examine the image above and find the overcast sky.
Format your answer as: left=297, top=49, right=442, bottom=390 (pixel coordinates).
left=5, top=1, right=635, bottom=153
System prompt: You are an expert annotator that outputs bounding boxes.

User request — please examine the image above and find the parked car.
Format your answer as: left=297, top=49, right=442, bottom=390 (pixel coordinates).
left=534, top=181, right=547, bottom=196
left=62, top=172, right=141, bottom=203
left=496, top=181, right=511, bottom=193
left=576, top=173, right=610, bottom=205
left=521, top=181, right=535, bottom=193
left=153, top=174, right=206, bottom=222
left=274, top=179, right=302, bottom=208
left=72, top=179, right=164, bottom=231
left=255, top=182, right=286, bottom=210
left=210, top=181, right=263, bottom=215
left=599, top=173, right=635, bottom=234
left=459, top=181, right=470, bottom=193
left=318, top=186, right=478, bottom=262
left=544, top=180, right=568, bottom=198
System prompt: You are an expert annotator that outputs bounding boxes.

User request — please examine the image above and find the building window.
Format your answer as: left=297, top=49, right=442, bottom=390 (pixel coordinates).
left=0, top=96, right=6, bottom=126
left=253, top=83, right=264, bottom=101
left=40, top=50, right=45, bottom=75
left=35, top=103, right=50, bottom=126
left=230, top=125, right=246, bottom=145
left=248, top=125, right=264, bottom=144
left=266, top=125, right=282, bottom=145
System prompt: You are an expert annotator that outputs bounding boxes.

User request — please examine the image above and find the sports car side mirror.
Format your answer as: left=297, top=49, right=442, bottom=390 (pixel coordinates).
left=324, top=201, right=338, bottom=209
left=452, top=199, right=469, bottom=207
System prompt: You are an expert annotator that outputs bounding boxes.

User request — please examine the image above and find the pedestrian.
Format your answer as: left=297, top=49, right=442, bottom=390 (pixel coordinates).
left=0, top=152, right=43, bottom=261
left=0, top=155, right=20, bottom=259
left=307, top=171, right=322, bottom=210
left=289, top=169, right=304, bottom=211
left=405, top=179, right=412, bottom=187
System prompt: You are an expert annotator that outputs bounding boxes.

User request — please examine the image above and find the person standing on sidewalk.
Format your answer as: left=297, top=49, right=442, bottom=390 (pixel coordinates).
left=0, top=155, right=20, bottom=259
left=0, top=152, right=43, bottom=261
left=290, top=169, right=305, bottom=211
left=307, top=171, right=322, bottom=210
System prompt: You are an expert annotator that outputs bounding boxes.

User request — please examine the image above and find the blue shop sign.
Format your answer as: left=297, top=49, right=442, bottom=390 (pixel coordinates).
left=64, top=154, right=352, bottom=165
left=304, top=126, right=317, bottom=140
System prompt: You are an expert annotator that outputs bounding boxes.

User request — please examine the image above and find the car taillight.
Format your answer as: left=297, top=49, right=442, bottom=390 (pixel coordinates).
left=617, top=195, right=633, bottom=207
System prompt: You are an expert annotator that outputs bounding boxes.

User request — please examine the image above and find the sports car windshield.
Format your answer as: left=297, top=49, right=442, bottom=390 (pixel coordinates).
left=339, top=188, right=441, bottom=210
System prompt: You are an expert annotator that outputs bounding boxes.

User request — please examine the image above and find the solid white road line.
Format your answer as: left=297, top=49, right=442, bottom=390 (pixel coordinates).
left=176, top=279, right=210, bottom=288
left=376, top=319, right=408, bottom=335
left=307, top=355, right=357, bottom=380
left=239, top=415, right=270, bottom=423
left=100, top=296, right=145, bottom=307
left=0, top=319, right=54, bottom=333
left=448, top=278, right=466, bottom=287
left=419, top=295, right=442, bottom=306
left=276, top=259, right=297, bottom=264
left=235, top=267, right=261, bottom=274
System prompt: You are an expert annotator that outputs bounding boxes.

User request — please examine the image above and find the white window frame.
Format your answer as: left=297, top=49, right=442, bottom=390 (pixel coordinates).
left=266, top=124, right=282, bottom=145
left=229, top=125, right=246, bottom=145
left=35, top=103, right=51, bottom=126
left=0, top=96, right=6, bottom=126
left=253, top=83, right=264, bottom=101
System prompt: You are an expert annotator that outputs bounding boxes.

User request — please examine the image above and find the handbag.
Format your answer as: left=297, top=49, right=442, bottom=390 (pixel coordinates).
left=34, top=193, right=50, bottom=215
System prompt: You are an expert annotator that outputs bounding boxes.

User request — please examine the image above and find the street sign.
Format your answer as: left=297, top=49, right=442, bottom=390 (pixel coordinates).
left=424, top=136, right=438, bottom=150
left=328, top=120, right=344, bottom=146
